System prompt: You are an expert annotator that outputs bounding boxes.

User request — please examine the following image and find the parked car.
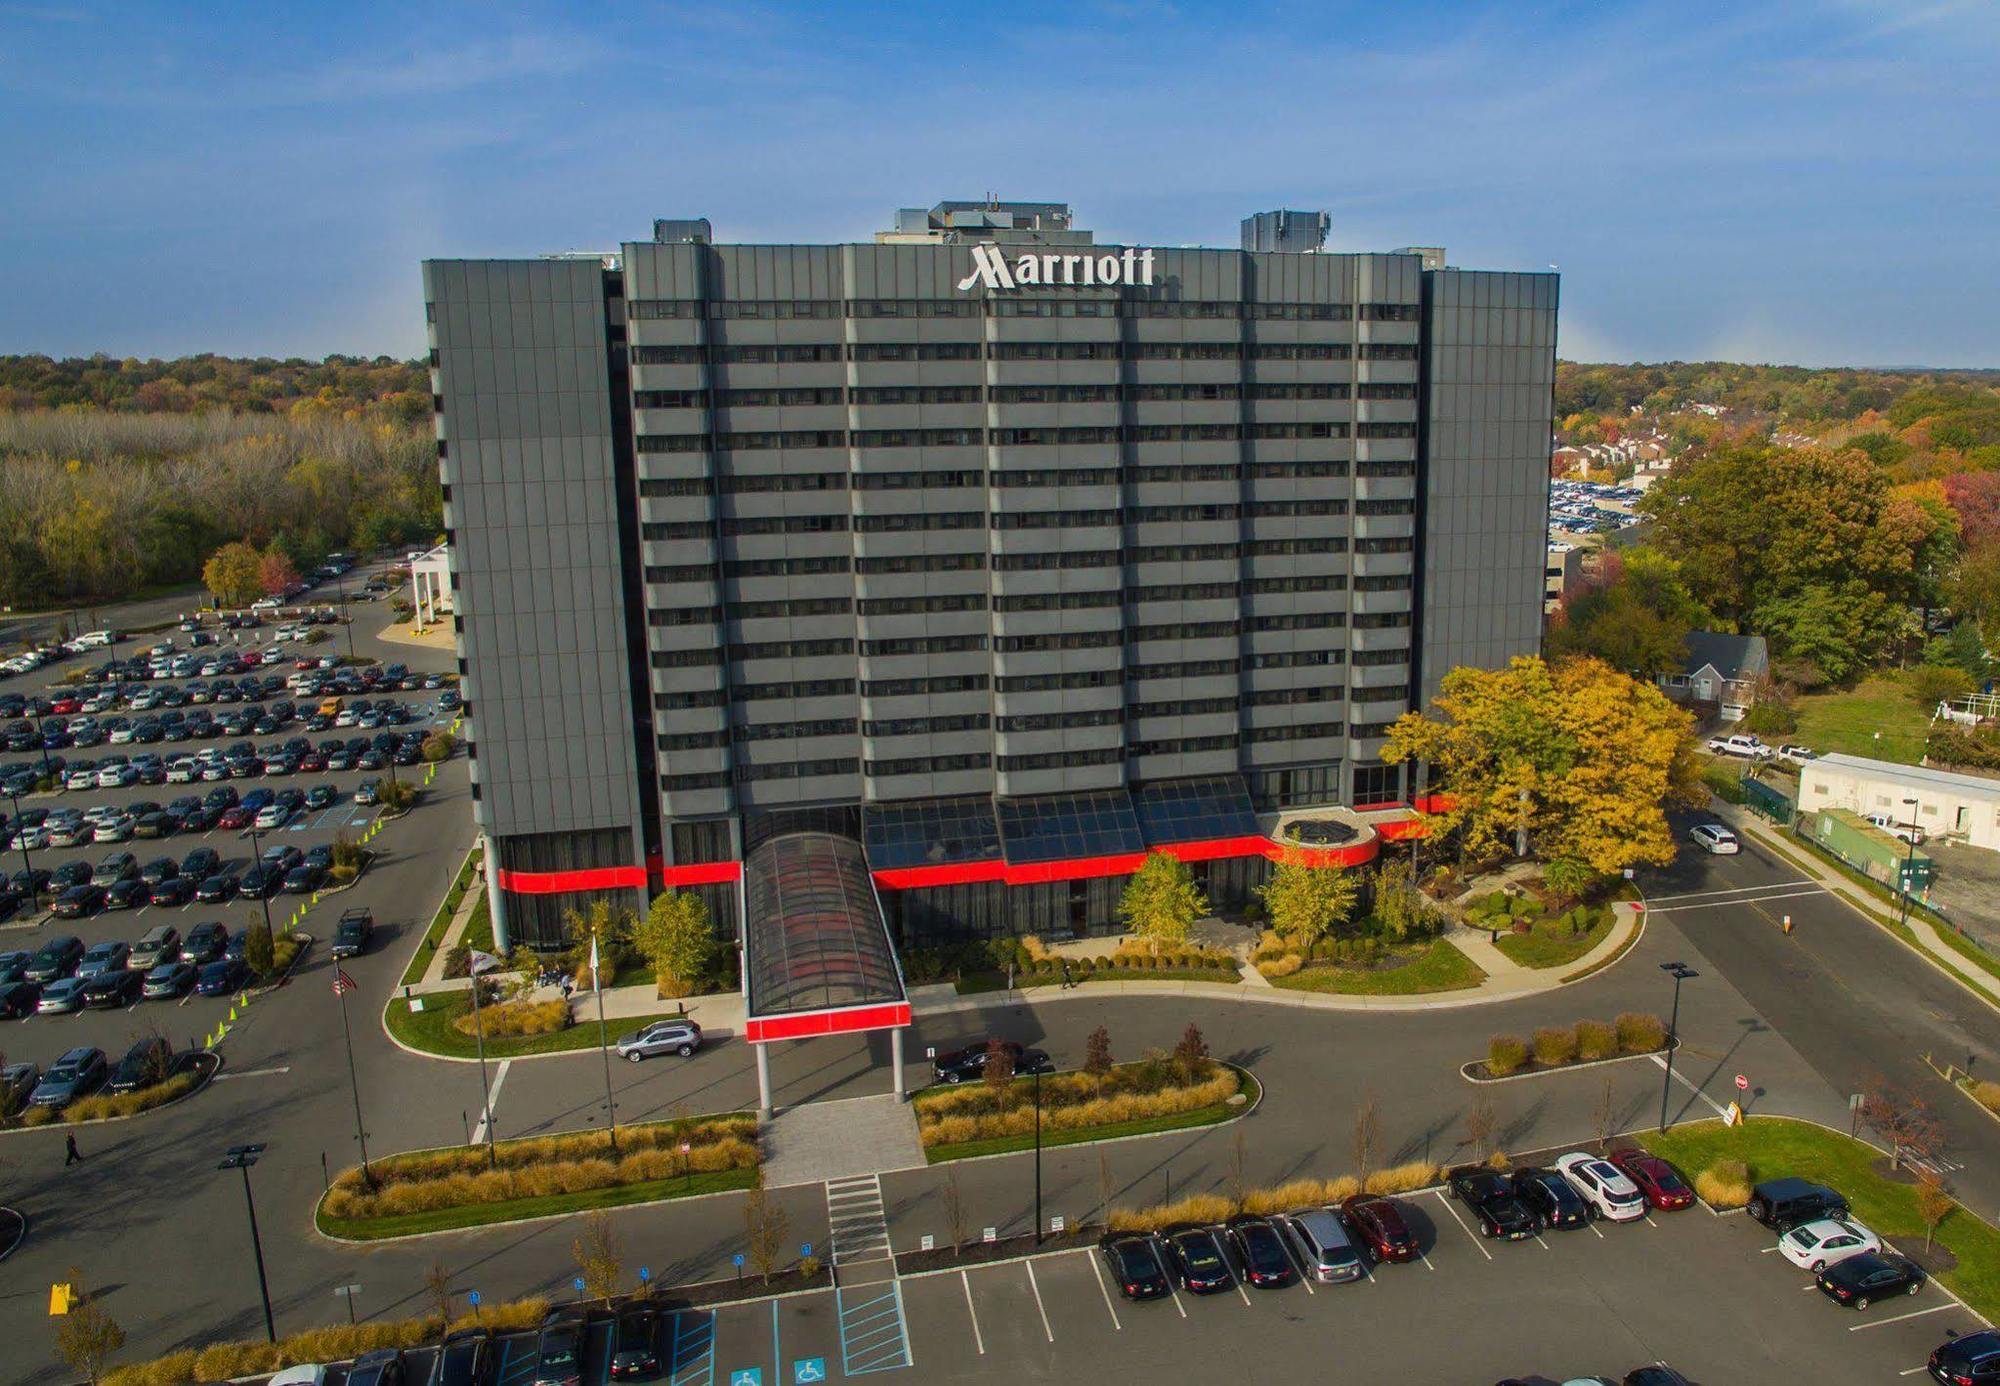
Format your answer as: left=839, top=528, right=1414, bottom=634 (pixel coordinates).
left=90, top=851, right=138, bottom=886
left=1156, top=1224, right=1235, bottom=1294
left=332, top=907, right=374, bottom=959
left=105, top=877, right=149, bottom=911
left=930, top=1039, right=1054, bottom=1084
left=0, top=980, right=40, bottom=1019
left=150, top=876, right=198, bottom=907
left=1281, top=1207, right=1366, bottom=1282
left=1608, top=1150, right=1695, bottom=1212
left=609, top=1306, right=659, bottom=1381
left=0, top=1061, right=39, bottom=1116
left=37, top=976, right=89, bottom=1014
left=346, top=1349, right=406, bottom=1386
left=1780, top=1217, right=1881, bottom=1273
left=197, top=958, right=249, bottom=996
left=24, top=935, right=85, bottom=982
left=1448, top=1167, right=1540, bottom=1239
left=182, top=920, right=230, bottom=966
left=51, top=883, right=107, bottom=918
left=1341, top=1194, right=1421, bottom=1262
left=1865, top=812, right=1926, bottom=845
left=355, top=777, right=381, bottom=805
left=1555, top=1152, right=1648, bottom=1222
left=1689, top=822, right=1740, bottom=855
left=617, top=1018, right=703, bottom=1062
left=142, top=960, right=199, bottom=1000
left=195, top=871, right=241, bottom=903
left=80, top=968, right=144, bottom=1009
left=1223, top=1214, right=1298, bottom=1288
left=1513, top=1165, right=1591, bottom=1231
left=106, top=1036, right=172, bottom=1092
left=1929, top=1327, right=2000, bottom=1382
left=1099, top=1232, right=1171, bottom=1300
left=530, top=1313, right=586, bottom=1386
left=1817, top=1250, right=1926, bottom=1309
left=29, top=1046, right=108, bottom=1108
left=180, top=846, right=220, bottom=880
left=1749, top=1176, right=1849, bottom=1232
left=429, top=1328, right=493, bottom=1386
left=1778, top=744, right=1819, bottom=766
left=75, top=940, right=131, bottom=979
left=1706, top=733, right=1774, bottom=760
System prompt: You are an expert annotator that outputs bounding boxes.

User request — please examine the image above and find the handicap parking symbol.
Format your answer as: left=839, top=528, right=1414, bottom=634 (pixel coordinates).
left=792, top=1360, right=826, bottom=1385
left=728, top=1371, right=762, bottom=1386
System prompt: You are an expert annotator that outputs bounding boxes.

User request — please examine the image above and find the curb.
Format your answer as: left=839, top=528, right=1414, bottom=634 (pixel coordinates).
left=0, top=1051, right=222, bottom=1138
left=1459, top=1037, right=1679, bottom=1084
left=0, top=1206, right=25, bottom=1261
left=310, top=1170, right=764, bottom=1246
left=376, top=999, right=739, bottom=1066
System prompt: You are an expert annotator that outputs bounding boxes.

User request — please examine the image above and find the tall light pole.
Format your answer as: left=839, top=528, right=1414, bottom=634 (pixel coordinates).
left=591, top=930, right=618, bottom=1155
left=6, top=784, right=33, bottom=886
left=1032, top=1067, right=1044, bottom=1244
left=469, top=967, right=497, bottom=1168
left=1897, top=796, right=1921, bottom=930
left=246, top=825, right=276, bottom=944
left=1657, top=962, right=1698, bottom=1132
left=331, top=967, right=373, bottom=1181
left=218, top=1144, right=276, bottom=1344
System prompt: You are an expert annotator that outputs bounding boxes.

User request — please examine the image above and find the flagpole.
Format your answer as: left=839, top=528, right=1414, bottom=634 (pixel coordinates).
left=592, top=933, right=618, bottom=1155
left=334, top=970, right=372, bottom=1181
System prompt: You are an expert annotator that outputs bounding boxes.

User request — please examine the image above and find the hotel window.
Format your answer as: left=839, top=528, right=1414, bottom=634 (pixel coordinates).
left=1360, top=343, right=1420, bottom=361
left=866, top=753, right=994, bottom=776
left=861, top=673, right=991, bottom=697
left=999, top=748, right=1123, bottom=771
left=854, top=470, right=983, bottom=490
left=730, top=597, right=853, bottom=620
left=994, top=549, right=1119, bottom=570
left=730, top=638, right=853, bottom=661
left=860, top=634, right=989, bottom=656
left=1244, top=722, right=1345, bottom=742
left=722, top=555, right=852, bottom=578
left=1127, top=734, right=1239, bottom=756
left=858, top=593, right=987, bottom=616
left=635, top=435, right=708, bottom=455
left=856, top=552, right=987, bottom=574
left=731, top=678, right=857, bottom=702
left=719, top=472, right=847, bottom=493
left=993, top=468, right=1122, bottom=487
left=1128, top=659, right=1240, bottom=680
left=657, top=729, right=728, bottom=750
left=993, top=631, right=1122, bottom=652
left=996, top=669, right=1124, bottom=692
left=720, top=514, right=849, bottom=536
left=1359, top=303, right=1421, bottom=322
left=735, top=758, right=860, bottom=782
left=994, top=590, right=1121, bottom=612
left=733, top=719, right=856, bottom=742
left=854, top=511, right=984, bottom=532
left=1356, top=423, right=1418, bottom=441
left=997, top=708, right=1124, bottom=732
left=864, top=714, right=992, bottom=737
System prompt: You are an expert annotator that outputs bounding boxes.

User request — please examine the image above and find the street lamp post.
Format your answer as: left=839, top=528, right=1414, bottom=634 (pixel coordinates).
left=1897, top=796, right=1921, bottom=931
left=6, top=784, right=33, bottom=885
left=1657, top=962, right=1698, bottom=1132
left=246, top=826, right=276, bottom=944
left=218, top=1144, right=276, bottom=1344
left=1032, top=1068, right=1044, bottom=1244
left=469, top=968, right=497, bottom=1169
left=30, top=702, right=53, bottom=780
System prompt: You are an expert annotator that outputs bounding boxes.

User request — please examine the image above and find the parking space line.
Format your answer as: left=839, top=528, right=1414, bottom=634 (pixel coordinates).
left=1533, top=1232, right=1550, bottom=1251
left=1849, top=1302, right=1955, bottom=1332
left=1023, top=1259, right=1055, bottom=1340
left=959, top=1271, right=985, bottom=1355
left=1644, top=1214, right=1660, bottom=1228
left=1587, top=1219, right=1605, bottom=1239
left=1431, top=1190, right=1492, bottom=1261
left=1085, top=1249, right=1123, bottom=1330
left=1649, top=1052, right=1731, bottom=1119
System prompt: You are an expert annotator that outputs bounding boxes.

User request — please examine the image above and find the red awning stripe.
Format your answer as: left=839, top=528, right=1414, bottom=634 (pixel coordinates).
left=745, top=1001, right=912, bottom=1043
left=655, top=861, right=743, bottom=887
left=495, top=865, right=648, bottom=895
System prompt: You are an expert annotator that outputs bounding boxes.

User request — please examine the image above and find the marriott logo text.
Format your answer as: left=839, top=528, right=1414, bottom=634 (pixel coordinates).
left=956, top=244, right=1156, bottom=292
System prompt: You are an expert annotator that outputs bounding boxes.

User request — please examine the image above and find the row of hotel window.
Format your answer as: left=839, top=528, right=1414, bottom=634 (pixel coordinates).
left=633, top=382, right=1416, bottom=408
left=636, top=503, right=1409, bottom=549
left=628, top=341, right=1419, bottom=364
left=648, top=632, right=1411, bottom=664
left=636, top=422, right=1416, bottom=452
left=642, top=577, right=1412, bottom=623
left=637, top=460, right=1411, bottom=499
left=633, top=536, right=1413, bottom=580
left=662, top=668, right=1410, bottom=706
left=661, top=731, right=1398, bottom=791
left=627, top=299, right=1424, bottom=322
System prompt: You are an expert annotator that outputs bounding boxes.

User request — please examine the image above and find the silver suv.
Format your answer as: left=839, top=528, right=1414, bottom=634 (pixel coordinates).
left=615, top=1019, right=702, bottom=1063
left=1283, top=1207, right=1366, bottom=1283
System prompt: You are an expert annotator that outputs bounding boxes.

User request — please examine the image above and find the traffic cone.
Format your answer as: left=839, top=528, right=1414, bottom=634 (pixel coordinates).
left=239, top=991, right=248, bottom=1008
left=228, top=1006, right=237, bottom=1023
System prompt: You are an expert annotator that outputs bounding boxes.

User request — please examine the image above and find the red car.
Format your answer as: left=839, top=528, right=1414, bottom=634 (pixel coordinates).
left=217, top=804, right=255, bottom=830
left=1341, top=1194, right=1421, bottom=1263
left=1608, top=1150, right=1695, bottom=1211
left=51, top=696, right=81, bottom=715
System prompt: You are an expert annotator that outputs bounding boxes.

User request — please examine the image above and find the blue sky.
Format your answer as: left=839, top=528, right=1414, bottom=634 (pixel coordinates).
left=1, top=0, right=1995, bottom=367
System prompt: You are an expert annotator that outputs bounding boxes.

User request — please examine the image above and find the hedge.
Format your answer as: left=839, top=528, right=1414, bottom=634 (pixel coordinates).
left=1103, top=1162, right=1438, bottom=1233
left=452, top=996, right=570, bottom=1038
left=914, top=1060, right=1238, bottom=1149
left=1482, top=1013, right=1667, bottom=1076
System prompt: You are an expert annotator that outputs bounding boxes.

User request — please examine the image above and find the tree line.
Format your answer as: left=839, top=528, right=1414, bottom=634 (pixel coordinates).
left=0, top=353, right=426, bottom=415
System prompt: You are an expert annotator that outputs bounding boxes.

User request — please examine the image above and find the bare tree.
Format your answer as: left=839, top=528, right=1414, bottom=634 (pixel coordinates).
left=744, top=1184, right=789, bottom=1286
left=982, top=1037, right=1013, bottom=1097
left=1229, top=1128, right=1249, bottom=1205
left=941, top=1166, right=967, bottom=1253
left=1084, top=1026, right=1114, bottom=1097
left=51, top=1270, right=124, bottom=1385
left=571, top=1211, right=623, bottom=1303
left=1860, top=1080, right=1945, bottom=1172
left=1463, top=1092, right=1498, bottom=1163
left=423, top=1256, right=454, bottom=1338
left=1351, top=1088, right=1380, bottom=1182
left=1097, top=1150, right=1116, bottom=1227
left=1917, top=1171, right=1954, bottom=1253
left=1593, top=1074, right=1618, bottom=1154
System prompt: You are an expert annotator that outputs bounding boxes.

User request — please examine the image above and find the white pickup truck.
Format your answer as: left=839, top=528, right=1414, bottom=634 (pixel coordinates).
left=1706, top=733, right=1774, bottom=761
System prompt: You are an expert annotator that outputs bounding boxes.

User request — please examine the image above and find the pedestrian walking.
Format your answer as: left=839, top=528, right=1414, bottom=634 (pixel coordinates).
left=1060, top=959, right=1073, bottom=991
left=64, top=1133, right=81, bottom=1166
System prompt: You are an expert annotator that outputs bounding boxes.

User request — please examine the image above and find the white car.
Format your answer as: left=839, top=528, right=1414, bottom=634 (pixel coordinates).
left=1778, top=744, right=1818, bottom=766
left=93, top=815, right=135, bottom=843
left=254, top=803, right=292, bottom=830
left=1778, top=1217, right=1880, bottom=1273
left=1706, top=733, right=1773, bottom=761
left=1864, top=813, right=1925, bottom=846
left=165, top=758, right=198, bottom=783
left=1689, top=822, right=1740, bottom=854
left=1553, top=1152, right=1647, bottom=1222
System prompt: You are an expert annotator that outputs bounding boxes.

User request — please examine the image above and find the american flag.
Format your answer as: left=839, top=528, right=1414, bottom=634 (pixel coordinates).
left=332, top=968, right=357, bottom=997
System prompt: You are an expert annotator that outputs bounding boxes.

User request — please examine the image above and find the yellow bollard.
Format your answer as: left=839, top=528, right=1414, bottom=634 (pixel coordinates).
left=48, top=1283, right=73, bottom=1316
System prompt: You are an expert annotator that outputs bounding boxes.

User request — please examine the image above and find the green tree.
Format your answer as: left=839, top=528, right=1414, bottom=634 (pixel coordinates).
left=1384, top=655, right=1706, bottom=873
left=559, top=897, right=636, bottom=987
left=1546, top=547, right=1709, bottom=681
left=202, top=541, right=263, bottom=608
left=244, top=919, right=275, bottom=976
left=634, top=889, right=715, bottom=999
left=1949, top=541, right=2000, bottom=634
left=1116, top=851, right=1208, bottom=949
left=1257, top=855, right=1360, bottom=955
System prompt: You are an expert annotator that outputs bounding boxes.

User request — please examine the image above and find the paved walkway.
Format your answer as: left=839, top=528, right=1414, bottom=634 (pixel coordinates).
left=1446, top=922, right=1532, bottom=977
left=418, top=875, right=487, bottom=985
left=762, top=1093, right=925, bottom=1187
left=1718, top=802, right=2000, bottom=1012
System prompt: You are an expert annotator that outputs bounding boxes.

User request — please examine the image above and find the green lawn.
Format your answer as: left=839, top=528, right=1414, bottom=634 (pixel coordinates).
left=1644, top=1117, right=2000, bottom=1319
left=399, top=848, right=483, bottom=986
left=383, top=989, right=697, bottom=1059
left=461, top=894, right=494, bottom=956
left=1494, top=910, right=1616, bottom=969
left=1270, top=938, right=1486, bottom=995
left=955, top=966, right=1241, bottom=995
left=316, top=1166, right=760, bottom=1241
left=923, top=1068, right=1261, bottom=1163
left=1793, top=674, right=1932, bottom=764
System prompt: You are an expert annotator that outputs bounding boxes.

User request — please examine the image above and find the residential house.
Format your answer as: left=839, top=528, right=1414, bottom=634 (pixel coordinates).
left=1659, top=631, right=1768, bottom=722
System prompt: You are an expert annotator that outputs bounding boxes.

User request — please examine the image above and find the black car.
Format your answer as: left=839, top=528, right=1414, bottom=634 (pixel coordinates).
left=182, top=920, right=229, bottom=965
left=195, top=871, right=240, bottom=903
left=105, top=877, right=149, bottom=910
left=1931, top=1328, right=2000, bottom=1382
left=1157, top=1224, right=1235, bottom=1294
left=930, top=1039, right=1055, bottom=1084
left=333, top=908, right=374, bottom=959
left=52, top=883, right=106, bottom=918
left=106, top=1036, right=172, bottom=1093
left=197, top=958, right=248, bottom=996
left=1750, top=1177, right=1849, bottom=1231
left=347, top=1348, right=406, bottom=1386
left=24, top=935, right=86, bottom=982
left=81, top=968, right=144, bottom=1010
left=609, top=1305, right=660, bottom=1380
left=149, top=876, right=198, bottom=907
left=1449, top=1168, right=1539, bottom=1240
left=226, top=928, right=251, bottom=963
left=51, top=860, right=93, bottom=890
left=1223, top=1214, right=1298, bottom=1288
left=180, top=846, right=220, bottom=880
left=284, top=862, right=325, bottom=894
left=0, top=979, right=40, bottom=1019
left=1099, top=1232, right=1171, bottom=1300
left=1512, top=1165, right=1590, bottom=1229
left=1818, top=1250, right=1925, bottom=1310
left=1622, top=1370, right=1695, bottom=1386
left=431, top=1327, right=494, bottom=1386
left=530, top=1313, right=586, bottom=1386
left=138, top=856, right=180, bottom=886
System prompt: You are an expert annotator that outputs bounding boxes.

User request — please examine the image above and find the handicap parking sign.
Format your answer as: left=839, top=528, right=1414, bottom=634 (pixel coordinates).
left=729, top=1371, right=762, bottom=1386
left=792, top=1360, right=826, bottom=1385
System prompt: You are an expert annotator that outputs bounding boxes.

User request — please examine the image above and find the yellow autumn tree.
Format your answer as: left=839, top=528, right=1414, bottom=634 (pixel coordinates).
left=1383, top=655, right=1705, bottom=873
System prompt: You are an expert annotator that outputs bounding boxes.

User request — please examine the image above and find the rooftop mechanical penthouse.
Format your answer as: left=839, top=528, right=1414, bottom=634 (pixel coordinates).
left=424, top=200, right=1558, bottom=953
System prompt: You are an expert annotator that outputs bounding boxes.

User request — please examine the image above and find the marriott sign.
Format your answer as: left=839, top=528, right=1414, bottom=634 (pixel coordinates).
left=956, top=243, right=1157, bottom=292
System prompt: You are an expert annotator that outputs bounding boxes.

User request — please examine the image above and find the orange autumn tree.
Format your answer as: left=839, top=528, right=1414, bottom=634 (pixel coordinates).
left=1383, top=655, right=1704, bottom=873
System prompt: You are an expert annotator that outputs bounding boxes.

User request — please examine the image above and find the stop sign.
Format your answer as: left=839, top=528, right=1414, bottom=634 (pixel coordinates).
left=1734, top=1074, right=1749, bottom=1091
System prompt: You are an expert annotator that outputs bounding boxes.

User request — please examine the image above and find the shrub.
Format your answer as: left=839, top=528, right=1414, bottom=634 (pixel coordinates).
left=19, top=1104, right=56, bottom=1126
left=453, top=997, right=570, bottom=1038
left=1487, top=1034, right=1528, bottom=1076
left=1695, top=1159, right=1751, bottom=1209
left=1257, top=953, right=1304, bottom=979
left=422, top=730, right=456, bottom=763
left=1615, top=1012, right=1668, bottom=1053
left=1971, top=1080, right=2000, bottom=1116
left=1531, top=1025, right=1579, bottom=1067
left=1575, top=1019, right=1618, bottom=1061
left=1363, top=1161, right=1439, bottom=1194
left=1106, top=1193, right=1238, bottom=1233
left=64, top=1073, right=197, bottom=1123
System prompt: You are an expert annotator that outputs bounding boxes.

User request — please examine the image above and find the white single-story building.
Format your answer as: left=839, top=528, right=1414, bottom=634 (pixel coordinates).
left=410, top=544, right=453, bottom=627
left=1798, top=753, right=2000, bottom=852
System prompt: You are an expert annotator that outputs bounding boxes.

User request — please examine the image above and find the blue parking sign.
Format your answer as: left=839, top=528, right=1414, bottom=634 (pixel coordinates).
left=572, top=1277, right=585, bottom=1291
left=466, top=1290, right=480, bottom=1306
left=729, top=1372, right=762, bottom=1386
left=792, top=1360, right=826, bottom=1385
left=734, top=1253, right=745, bottom=1266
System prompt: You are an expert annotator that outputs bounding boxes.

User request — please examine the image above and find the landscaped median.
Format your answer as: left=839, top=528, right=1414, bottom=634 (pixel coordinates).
left=400, top=842, right=484, bottom=986
left=1643, top=1116, right=2000, bottom=1319
left=1263, top=937, right=1487, bottom=995
left=1469, top=1013, right=1669, bottom=1080
left=4, top=1053, right=219, bottom=1132
left=315, top=1115, right=761, bottom=1241
left=915, top=1052, right=1257, bottom=1163
left=382, top=986, right=700, bottom=1060
left=951, top=941, right=1242, bottom=994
